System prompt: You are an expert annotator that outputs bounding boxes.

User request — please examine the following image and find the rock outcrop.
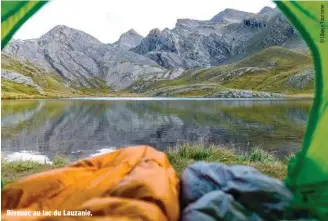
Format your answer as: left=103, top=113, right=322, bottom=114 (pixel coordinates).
left=1, top=70, right=43, bottom=93
left=209, top=89, right=284, bottom=98
left=287, top=69, right=314, bottom=89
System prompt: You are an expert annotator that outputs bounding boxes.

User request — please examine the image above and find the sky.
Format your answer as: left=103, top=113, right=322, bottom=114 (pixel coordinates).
left=13, top=0, right=276, bottom=44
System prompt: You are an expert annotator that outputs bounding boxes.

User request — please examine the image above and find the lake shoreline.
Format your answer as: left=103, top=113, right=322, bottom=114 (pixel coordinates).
left=2, top=143, right=288, bottom=186
left=1, top=94, right=314, bottom=101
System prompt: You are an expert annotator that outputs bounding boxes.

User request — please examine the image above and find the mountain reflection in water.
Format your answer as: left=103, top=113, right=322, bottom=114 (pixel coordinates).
left=1, top=98, right=311, bottom=161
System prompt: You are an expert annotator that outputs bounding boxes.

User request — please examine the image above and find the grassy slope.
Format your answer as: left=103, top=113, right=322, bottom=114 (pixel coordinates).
left=224, top=47, right=313, bottom=93
left=2, top=47, right=314, bottom=98
left=130, top=47, right=314, bottom=97
left=2, top=143, right=288, bottom=186
left=1, top=54, right=111, bottom=99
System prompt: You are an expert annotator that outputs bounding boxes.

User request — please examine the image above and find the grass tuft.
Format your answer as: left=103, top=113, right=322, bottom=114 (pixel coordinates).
left=53, top=156, right=70, bottom=167
left=166, top=143, right=288, bottom=179
left=237, top=147, right=278, bottom=163
left=2, top=161, right=46, bottom=173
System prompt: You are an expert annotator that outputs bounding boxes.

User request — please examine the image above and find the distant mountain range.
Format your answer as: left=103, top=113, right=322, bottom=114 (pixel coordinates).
left=1, top=6, right=313, bottom=99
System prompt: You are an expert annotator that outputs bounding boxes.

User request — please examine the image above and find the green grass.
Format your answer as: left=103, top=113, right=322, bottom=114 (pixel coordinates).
left=1, top=144, right=288, bottom=186
left=1, top=156, right=69, bottom=185
left=1, top=80, right=41, bottom=96
left=167, top=143, right=288, bottom=179
left=238, top=147, right=278, bottom=163
left=234, top=46, right=311, bottom=69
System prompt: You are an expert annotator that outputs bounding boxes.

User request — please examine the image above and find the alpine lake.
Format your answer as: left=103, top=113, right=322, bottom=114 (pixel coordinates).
left=1, top=97, right=311, bottom=163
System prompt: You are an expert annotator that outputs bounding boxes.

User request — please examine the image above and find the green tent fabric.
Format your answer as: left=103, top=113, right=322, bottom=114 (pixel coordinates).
left=275, top=1, right=328, bottom=219
left=1, top=0, right=48, bottom=49
left=1, top=0, right=328, bottom=218
left=1, top=0, right=48, bottom=188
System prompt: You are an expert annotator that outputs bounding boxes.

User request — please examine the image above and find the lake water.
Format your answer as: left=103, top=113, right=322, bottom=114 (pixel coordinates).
left=1, top=98, right=311, bottom=163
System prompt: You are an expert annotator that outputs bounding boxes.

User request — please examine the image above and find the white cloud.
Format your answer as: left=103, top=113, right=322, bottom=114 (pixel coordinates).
left=13, top=0, right=276, bottom=43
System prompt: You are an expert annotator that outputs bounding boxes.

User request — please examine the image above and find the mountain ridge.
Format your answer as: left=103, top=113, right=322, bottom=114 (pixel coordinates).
left=1, top=6, right=312, bottom=99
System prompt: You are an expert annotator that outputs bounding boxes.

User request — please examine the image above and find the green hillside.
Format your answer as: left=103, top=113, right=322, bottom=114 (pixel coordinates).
left=1, top=47, right=314, bottom=99
left=130, top=47, right=314, bottom=97
left=1, top=54, right=110, bottom=99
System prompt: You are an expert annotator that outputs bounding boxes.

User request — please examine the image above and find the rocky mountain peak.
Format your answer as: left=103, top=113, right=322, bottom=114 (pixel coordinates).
left=259, top=6, right=275, bottom=14
left=126, top=29, right=140, bottom=36
left=40, top=25, right=102, bottom=45
left=149, top=28, right=161, bottom=36
left=118, top=29, right=143, bottom=39
left=40, top=25, right=75, bottom=37
left=211, top=8, right=254, bottom=23
left=46, top=24, right=70, bottom=32
left=113, top=29, right=143, bottom=49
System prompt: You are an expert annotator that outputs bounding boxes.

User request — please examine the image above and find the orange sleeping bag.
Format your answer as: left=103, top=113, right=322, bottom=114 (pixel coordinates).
left=1, top=146, right=180, bottom=221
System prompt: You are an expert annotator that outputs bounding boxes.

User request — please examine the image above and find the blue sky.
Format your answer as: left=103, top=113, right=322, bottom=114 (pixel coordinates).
left=13, top=0, right=276, bottom=43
